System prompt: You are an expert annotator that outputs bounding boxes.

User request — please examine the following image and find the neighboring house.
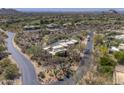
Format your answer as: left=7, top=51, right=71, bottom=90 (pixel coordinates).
left=113, top=65, right=124, bottom=85
left=63, top=22, right=72, bottom=27
left=0, top=19, right=8, bottom=23
left=23, top=25, right=40, bottom=31
left=118, top=44, right=124, bottom=50
left=43, top=39, right=78, bottom=55
left=115, top=35, right=124, bottom=40
left=46, top=23, right=59, bottom=29
left=109, top=46, right=119, bottom=52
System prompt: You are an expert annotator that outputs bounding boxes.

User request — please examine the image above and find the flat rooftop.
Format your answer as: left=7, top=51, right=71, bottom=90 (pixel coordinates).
left=115, top=65, right=124, bottom=73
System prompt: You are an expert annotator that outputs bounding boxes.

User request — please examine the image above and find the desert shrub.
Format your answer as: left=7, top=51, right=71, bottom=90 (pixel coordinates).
left=0, top=45, right=5, bottom=52
left=98, top=54, right=117, bottom=76
left=38, top=72, right=45, bottom=79
left=0, top=58, right=20, bottom=80
left=4, top=64, right=19, bottom=80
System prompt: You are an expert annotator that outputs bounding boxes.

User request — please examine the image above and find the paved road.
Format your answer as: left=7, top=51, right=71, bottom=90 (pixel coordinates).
left=73, top=31, right=94, bottom=84
left=86, top=31, right=94, bottom=52
left=6, top=32, right=39, bottom=85
left=53, top=31, right=94, bottom=85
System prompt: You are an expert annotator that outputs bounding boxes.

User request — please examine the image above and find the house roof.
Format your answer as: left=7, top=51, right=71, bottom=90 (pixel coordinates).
left=115, top=35, right=124, bottom=40
left=43, top=46, right=50, bottom=50
left=43, top=39, right=78, bottom=55
left=52, top=45, right=63, bottom=49
left=49, top=48, right=67, bottom=55
left=46, top=23, right=58, bottom=28
left=24, top=25, right=40, bottom=28
left=110, top=46, right=119, bottom=51
left=118, top=44, right=124, bottom=50
left=66, top=39, right=78, bottom=45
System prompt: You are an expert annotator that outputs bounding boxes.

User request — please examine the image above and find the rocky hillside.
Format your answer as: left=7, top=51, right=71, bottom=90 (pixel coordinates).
left=0, top=8, right=20, bottom=15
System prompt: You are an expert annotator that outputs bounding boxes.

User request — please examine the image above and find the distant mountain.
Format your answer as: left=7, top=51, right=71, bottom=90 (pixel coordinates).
left=0, top=8, right=123, bottom=15
left=15, top=8, right=123, bottom=13
left=108, top=9, right=118, bottom=14
left=0, top=8, right=20, bottom=15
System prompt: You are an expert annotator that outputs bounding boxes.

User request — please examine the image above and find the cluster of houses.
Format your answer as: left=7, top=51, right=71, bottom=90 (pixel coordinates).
left=23, top=23, right=59, bottom=31
left=110, top=35, right=124, bottom=52
left=110, top=34, right=124, bottom=84
left=23, top=21, right=80, bottom=32
left=43, top=39, right=78, bottom=55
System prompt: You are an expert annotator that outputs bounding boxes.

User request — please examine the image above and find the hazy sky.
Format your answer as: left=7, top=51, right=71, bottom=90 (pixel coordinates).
left=15, top=8, right=124, bottom=12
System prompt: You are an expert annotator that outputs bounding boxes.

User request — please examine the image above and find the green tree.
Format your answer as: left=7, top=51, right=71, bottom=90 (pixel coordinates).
left=99, top=54, right=117, bottom=76
left=94, top=34, right=104, bottom=45
left=0, top=45, right=6, bottom=52
left=100, top=54, right=117, bottom=66
left=98, top=45, right=109, bottom=55
left=114, top=51, right=124, bottom=62
left=0, top=58, right=10, bottom=68
left=4, top=64, right=19, bottom=80
left=38, top=72, right=45, bottom=79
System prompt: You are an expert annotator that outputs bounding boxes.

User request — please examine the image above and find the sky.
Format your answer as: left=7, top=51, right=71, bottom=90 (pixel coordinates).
left=15, top=8, right=124, bottom=12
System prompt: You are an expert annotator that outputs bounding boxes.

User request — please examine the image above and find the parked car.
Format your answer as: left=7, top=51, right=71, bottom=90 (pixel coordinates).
left=84, top=49, right=90, bottom=54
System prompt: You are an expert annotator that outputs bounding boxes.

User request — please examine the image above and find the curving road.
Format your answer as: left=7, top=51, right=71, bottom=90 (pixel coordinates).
left=6, top=32, right=39, bottom=85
